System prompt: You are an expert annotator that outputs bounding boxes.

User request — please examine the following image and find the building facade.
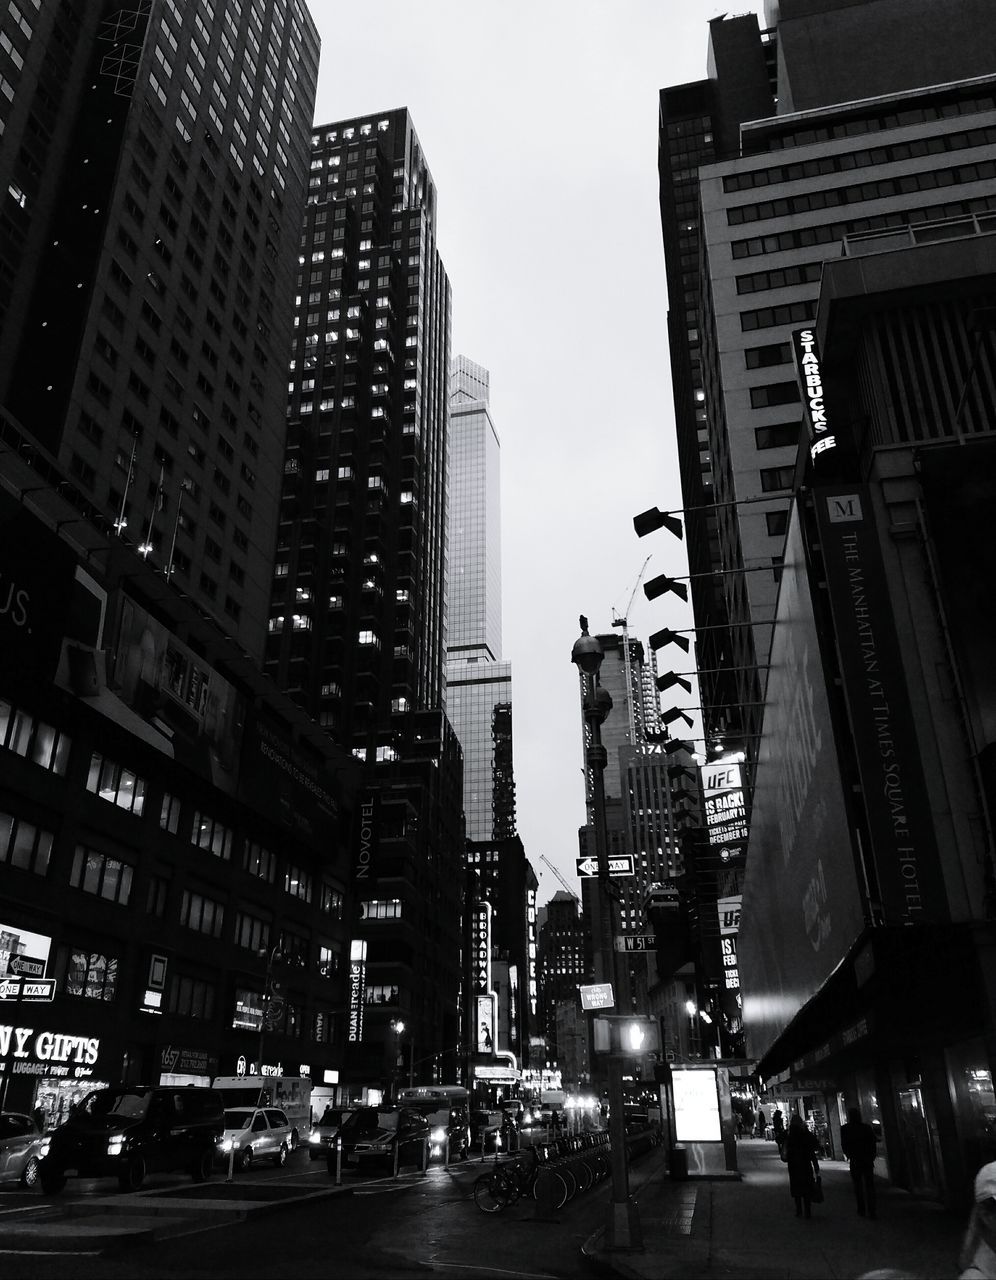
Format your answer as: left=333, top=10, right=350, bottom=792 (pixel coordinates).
left=267, top=108, right=465, bottom=1094
left=0, top=0, right=320, bottom=661
left=445, top=356, right=516, bottom=841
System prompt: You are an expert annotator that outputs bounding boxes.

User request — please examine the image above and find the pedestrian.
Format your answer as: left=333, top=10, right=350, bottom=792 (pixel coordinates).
left=773, top=1107, right=785, bottom=1152
left=960, top=1162, right=996, bottom=1279
left=785, top=1112, right=821, bottom=1219
left=756, top=1104, right=768, bottom=1138
left=31, top=1105, right=45, bottom=1132
left=841, top=1106, right=878, bottom=1219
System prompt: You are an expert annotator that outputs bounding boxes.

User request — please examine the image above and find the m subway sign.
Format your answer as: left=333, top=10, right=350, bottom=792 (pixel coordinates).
left=793, top=329, right=837, bottom=462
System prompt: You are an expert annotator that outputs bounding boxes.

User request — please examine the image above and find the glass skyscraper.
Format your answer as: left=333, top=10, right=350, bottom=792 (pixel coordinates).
left=446, top=357, right=515, bottom=840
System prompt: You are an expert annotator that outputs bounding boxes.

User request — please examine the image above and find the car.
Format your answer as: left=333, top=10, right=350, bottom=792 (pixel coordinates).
left=39, top=1085, right=224, bottom=1194
left=470, top=1109, right=504, bottom=1153
left=217, top=1107, right=292, bottom=1170
left=308, top=1106, right=354, bottom=1161
left=336, top=1106, right=429, bottom=1173
left=0, top=1112, right=45, bottom=1189
left=402, top=1101, right=470, bottom=1161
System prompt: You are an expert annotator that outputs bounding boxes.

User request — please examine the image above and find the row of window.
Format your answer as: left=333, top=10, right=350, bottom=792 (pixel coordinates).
left=760, top=93, right=996, bottom=153
left=723, top=123, right=996, bottom=193
left=731, top=193, right=996, bottom=259
left=727, top=158, right=996, bottom=225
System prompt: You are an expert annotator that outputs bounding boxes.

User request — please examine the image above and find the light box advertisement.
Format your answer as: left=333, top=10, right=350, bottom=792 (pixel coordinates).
left=672, top=1067, right=722, bottom=1142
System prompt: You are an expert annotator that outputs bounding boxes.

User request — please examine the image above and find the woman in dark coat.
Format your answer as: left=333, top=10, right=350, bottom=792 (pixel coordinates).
left=785, top=1113, right=821, bottom=1218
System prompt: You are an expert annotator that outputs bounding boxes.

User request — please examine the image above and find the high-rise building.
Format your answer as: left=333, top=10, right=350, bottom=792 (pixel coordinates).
left=659, top=0, right=996, bottom=1204
left=536, top=891, right=589, bottom=1070
left=269, top=108, right=465, bottom=1092
left=0, top=1, right=366, bottom=1121
left=0, top=0, right=320, bottom=660
left=446, top=356, right=515, bottom=840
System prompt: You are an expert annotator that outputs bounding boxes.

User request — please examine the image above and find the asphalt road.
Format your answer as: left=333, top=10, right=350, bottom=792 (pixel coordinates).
left=0, top=1150, right=604, bottom=1280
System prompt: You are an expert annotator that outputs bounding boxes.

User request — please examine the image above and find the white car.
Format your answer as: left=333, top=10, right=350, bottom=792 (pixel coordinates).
left=217, top=1107, right=291, bottom=1170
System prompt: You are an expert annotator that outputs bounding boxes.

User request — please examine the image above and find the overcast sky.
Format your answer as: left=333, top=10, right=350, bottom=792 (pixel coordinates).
left=308, top=1, right=767, bottom=905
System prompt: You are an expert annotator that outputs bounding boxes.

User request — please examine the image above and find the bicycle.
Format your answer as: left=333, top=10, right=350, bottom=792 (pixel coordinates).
left=472, top=1144, right=568, bottom=1213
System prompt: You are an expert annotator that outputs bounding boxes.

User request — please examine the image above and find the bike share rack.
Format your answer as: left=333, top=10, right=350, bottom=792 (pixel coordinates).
left=533, top=1131, right=611, bottom=1220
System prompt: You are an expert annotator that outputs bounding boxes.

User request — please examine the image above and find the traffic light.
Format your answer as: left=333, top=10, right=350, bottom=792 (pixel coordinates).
left=592, top=1015, right=661, bottom=1055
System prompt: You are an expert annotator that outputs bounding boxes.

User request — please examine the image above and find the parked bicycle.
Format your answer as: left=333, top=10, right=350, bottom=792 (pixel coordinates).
left=473, top=1143, right=568, bottom=1213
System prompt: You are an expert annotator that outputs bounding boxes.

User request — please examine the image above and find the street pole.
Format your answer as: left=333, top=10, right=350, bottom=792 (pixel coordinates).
left=573, top=619, right=642, bottom=1252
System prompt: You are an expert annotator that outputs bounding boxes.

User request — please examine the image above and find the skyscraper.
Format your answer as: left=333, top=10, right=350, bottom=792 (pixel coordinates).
left=446, top=356, right=515, bottom=840
left=269, top=108, right=465, bottom=1091
left=0, top=0, right=320, bottom=660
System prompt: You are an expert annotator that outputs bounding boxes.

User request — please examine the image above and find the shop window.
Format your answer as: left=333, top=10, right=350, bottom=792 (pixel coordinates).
left=54, top=946, right=118, bottom=1002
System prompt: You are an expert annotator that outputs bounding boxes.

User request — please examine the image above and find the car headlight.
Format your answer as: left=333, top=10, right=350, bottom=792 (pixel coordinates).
left=39, top=1139, right=50, bottom=1159
left=309, top=1133, right=323, bottom=1144
left=107, top=1136, right=126, bottom=1156
left=220, top=1138, right=235, bottom=1153
left=430, top=1127, right=447, bottom=1143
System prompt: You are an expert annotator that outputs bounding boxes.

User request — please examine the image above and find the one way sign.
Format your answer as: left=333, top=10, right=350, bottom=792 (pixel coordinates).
left=576, top=855, right=635, bottom=878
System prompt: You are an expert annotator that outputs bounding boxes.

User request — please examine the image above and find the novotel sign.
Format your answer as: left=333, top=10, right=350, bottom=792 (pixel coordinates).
left=793, top=328, right=837, bottom=462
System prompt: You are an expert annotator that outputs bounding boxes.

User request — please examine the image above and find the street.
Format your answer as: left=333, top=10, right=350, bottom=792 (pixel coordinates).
left=0, top=1147, right=606, bottom=1280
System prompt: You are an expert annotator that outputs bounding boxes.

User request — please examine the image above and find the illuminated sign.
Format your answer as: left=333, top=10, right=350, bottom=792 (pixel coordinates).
left=471, top=901, right=492, bottom=994
left=476, top=993, right=495, bottom=1054
left=700, top=764, right=748, bottom=857
left=347, top=939, right=367, bottom=1044
left=354, top=793, right=378, bottom=882
left=792, top=328, right=837, bottom=462
left=717, top=895, right=742, bottom=936
left=579, top=983, right=614, bottom=1011
left=672, top=1067, right=722, bottom=1142
left=0, top=1023, right=100, bottom=1068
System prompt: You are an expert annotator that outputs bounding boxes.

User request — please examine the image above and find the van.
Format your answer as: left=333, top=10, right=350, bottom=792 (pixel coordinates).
left=212, top=1075, right=312, bottom=1148
left=39, top=1085, right=224, bottom=1194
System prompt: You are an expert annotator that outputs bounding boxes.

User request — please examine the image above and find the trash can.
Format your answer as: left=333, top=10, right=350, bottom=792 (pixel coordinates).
left=670, top=1143, right=688, bottom=1181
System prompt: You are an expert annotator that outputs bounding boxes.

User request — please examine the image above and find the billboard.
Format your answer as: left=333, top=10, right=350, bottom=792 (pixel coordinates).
left=237, top=708, right=343, bottom=845
left=814, top=487, right=946, bottom=926
left=740, top=500, right=867, bottom=1063
left=700, top=761, right=748, bottom=865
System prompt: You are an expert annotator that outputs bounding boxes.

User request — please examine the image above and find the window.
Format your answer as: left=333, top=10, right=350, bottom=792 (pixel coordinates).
left=146, top=875, right=169, bottom=917
left=55, top=948, right=118, bottom=1002
left=749, top=381, right=801, bottom=409
left=191, top=811, right=233, bottom=859
left=235, top=910, right=270, bottom=951
left=745, top=342, right=792, bottom=370
left=755, top=422, right=801, bottom=450
left=360, top=898, right=402, bottom=920
left=180, top=889, right=224, bottom=938
left=319, top=880, right=343, bottom=918
left=760, top=465, right=796, bottom=493
left=160, top=792, right=181, bottom=833
left=245, top=840, right=277, bottom=883
left=167, top=974, right=216, bottom=1019
left=318, top=945, right=338, bottom=979
left=0, top=810, right=52, bottom=875
left=365, top=984, right=400, bottom=1005
left=0, top=701, right=70, bottom=774
left=70, top=845, right=134, bottom=905
left=284, top=863, right=312, bottom=903
left=86, top=753, right=145, bottom=815
left=766, top=510, right=789, bottom=537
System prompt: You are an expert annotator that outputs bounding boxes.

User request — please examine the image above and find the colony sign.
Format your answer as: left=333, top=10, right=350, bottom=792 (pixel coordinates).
left=792, top=329, right=837, bottom=462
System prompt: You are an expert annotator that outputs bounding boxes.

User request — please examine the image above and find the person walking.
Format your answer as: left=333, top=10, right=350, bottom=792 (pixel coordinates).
left=785, top=1112, right=821, bottom=1219
left=773, top=1107, right=786, bottom=1153
left=841, top=1107, right=878, bottom=1218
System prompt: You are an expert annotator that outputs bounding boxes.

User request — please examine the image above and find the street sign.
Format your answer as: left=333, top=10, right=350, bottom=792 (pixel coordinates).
left=9, top=955, right=45, bottom=977
left=579, top=983, right=614, bottom=1011
left=575, top=854, right=635, bottom=878
left=614, top=935, right=656, bottom=953
left=0, top=977, right=55, bottom=1001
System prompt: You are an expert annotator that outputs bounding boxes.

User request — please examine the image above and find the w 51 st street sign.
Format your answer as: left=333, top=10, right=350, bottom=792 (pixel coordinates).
left=575, top=854, right=634, bottom=878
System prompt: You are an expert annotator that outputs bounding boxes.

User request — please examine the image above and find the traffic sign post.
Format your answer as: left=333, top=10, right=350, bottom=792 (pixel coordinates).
left=576, top=854, right=635, bottom=878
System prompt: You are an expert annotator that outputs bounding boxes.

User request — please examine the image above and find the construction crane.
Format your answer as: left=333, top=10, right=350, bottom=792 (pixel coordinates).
left=540, top=853, right=578, bottom=900
left=611, top=556, right=652, bottom=745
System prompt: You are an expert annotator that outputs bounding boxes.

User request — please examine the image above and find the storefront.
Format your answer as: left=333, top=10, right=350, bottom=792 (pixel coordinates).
left=0, top=1016, right=114, bottom=1128
left=156, top=1042, right=217, bottom=1089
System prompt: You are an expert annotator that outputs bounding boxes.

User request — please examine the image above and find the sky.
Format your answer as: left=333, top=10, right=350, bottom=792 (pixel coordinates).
left=308, top=1, right=768, bottom=906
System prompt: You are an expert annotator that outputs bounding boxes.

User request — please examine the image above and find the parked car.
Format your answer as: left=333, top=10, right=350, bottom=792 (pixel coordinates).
left=217, top=1107, right=292, bottom=1170
left=402, top=1102, right=470, bottom=1161
left=308, top=1106, right=353, bottom=1161
left=336, top=1106, right=429, bottom=1173
left=470, top=1109, right=503, bottom=1153
left=0, top=1112, right=45, bottom=1189
left=39, top=1085, right=224, bottom=1194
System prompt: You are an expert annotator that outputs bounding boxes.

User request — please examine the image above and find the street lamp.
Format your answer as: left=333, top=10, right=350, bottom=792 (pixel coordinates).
left=390, top=1018, right=406, bottom=1101
left=572, top=617, right=641, bottom=1252
left=256, top=945, right=286, bottom=1074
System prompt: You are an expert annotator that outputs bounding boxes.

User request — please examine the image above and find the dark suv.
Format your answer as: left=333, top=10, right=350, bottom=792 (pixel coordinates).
left=40, top=1085, right=224, bottom=1193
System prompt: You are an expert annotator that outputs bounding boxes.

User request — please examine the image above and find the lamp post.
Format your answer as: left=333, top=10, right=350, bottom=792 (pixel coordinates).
left=572, top=617, right=642, bottom=1251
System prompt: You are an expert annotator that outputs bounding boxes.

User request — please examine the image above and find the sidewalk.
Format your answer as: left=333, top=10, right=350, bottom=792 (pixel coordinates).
left=583, top=1137, right=967, bottom=1279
